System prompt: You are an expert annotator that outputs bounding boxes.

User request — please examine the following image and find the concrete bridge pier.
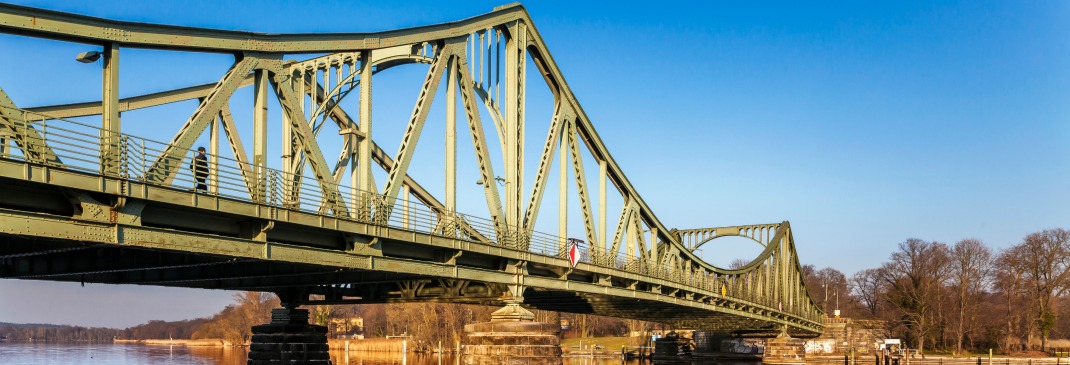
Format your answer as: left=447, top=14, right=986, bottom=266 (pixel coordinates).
left=763, top=326, right=807, bottom=365
left=247, top=297, right=331, bottom=365
left=461, top=300, right=562, bottom=365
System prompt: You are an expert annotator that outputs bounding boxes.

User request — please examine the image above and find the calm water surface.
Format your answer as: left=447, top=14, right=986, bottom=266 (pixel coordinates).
left=0, top=343, right=761, bottom=364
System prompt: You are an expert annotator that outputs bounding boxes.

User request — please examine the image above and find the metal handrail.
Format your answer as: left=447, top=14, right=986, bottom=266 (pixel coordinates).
left=0, top=104, right=822, bottom=323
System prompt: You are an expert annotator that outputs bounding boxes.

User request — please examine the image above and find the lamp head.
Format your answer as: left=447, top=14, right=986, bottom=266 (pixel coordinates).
left=75, top=51, right=102, bottom=63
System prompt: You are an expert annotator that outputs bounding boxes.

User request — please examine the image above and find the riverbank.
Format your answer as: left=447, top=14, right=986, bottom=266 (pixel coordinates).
left=560, top=336, right=633, bottom=357
left=328, top=338, right=409, bottom=352
left=114, top=338, right=234, bottom=346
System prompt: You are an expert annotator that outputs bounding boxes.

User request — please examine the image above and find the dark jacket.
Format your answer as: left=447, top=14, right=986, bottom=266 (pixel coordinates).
left=191, top=154, right=208, bottom=178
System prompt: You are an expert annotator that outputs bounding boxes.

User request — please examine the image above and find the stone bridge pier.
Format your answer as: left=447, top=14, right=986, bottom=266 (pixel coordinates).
left=247, top=291, right=331, bottom=365
left=461, top=302, right=562, bottom=365
left=763, top=326, right=807, bottom=364
left=461, top=282, right=562, bottom=365
left=246, top=307, right=331, bottom=365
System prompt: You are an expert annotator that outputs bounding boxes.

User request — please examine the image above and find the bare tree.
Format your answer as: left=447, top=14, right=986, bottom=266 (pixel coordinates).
left=384, top=303, right=409, bottom=336
left=241, top=292, right=277, bottom=325
left=230, top=291, right=276, bottom=344
left=729, top=258, right=749, bottom=270
left=800, top=264, right=816, bottom=279
left=311, top=305, right=334, bottom=330
left=360, top=304, right=389, bottom=337
left=994, top=248, right=1029, bottom=351
left=878, top=238, right=951, bottom=356
left=949, top=238, right=992, bottom=355
left=812, top=268, right=850, bottom=315
left=851, top=268, right=883, bottom=318
left=624, top=319, right=655, bottom=345
left=1007, top=229, right=1070, bottom=350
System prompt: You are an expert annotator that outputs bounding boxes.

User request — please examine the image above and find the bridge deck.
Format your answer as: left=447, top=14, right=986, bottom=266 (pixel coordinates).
left=0, top=130, right=819, bottom=335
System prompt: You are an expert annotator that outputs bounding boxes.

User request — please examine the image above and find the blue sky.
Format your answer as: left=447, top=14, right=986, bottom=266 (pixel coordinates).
left=0, top=0, right=1067, bottom=328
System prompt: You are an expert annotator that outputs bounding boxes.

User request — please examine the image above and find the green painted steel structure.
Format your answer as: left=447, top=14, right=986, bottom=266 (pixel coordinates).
left=0, top=3, right=824, bottom=336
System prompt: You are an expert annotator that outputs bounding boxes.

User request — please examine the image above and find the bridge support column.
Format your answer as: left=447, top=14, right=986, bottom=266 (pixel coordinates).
left=653, top=331, right=692, bottom=360
left=247, top=307, right=331, bottom=365
left=461, top=302, right=561, bottom=365
left=763, top=327, right=806, bottom=365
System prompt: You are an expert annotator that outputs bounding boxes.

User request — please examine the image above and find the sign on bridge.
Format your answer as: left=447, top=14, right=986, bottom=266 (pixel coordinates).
left=567, top=239, right=582, bottom=267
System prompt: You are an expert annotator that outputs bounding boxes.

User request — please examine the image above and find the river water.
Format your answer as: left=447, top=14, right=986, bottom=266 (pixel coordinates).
left=0, top=343, right=758, bottom=365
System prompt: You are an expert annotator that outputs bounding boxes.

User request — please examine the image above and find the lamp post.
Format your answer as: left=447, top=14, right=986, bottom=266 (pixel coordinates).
left=77, top=45, right=120, bottom=178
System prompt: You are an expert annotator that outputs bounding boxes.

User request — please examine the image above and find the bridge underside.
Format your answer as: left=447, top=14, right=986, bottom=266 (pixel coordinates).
left=0, top=174, right=813, bottom=337
left=0, top=233, right=789, bottom=336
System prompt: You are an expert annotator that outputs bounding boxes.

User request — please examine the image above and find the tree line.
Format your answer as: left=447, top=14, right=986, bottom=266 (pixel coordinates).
left=803, top=228, right=1070, bottom=355
left=0, top=292, right=269, bottom=344
left=10, top=227, right=1065, bottom=353
left=0, top=318, right=210, bottom=343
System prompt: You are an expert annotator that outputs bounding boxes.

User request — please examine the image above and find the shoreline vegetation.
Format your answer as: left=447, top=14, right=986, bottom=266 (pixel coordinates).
left=4, top=228, right=1070, bottom=357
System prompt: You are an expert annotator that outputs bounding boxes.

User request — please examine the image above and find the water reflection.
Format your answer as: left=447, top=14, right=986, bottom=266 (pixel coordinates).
left=0, top=343, right=247, bottom=364
left=0, top=343, right=766, bottom=364
left=332, top=351, right=763, bottom=365
left=562, top=358, right=761, bottom=365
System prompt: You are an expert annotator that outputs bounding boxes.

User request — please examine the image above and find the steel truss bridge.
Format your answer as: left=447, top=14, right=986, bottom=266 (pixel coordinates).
left=0, top=3, right=823, bottom=336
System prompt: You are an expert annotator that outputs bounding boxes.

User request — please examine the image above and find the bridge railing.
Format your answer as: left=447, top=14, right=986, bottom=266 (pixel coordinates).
left=0, top=109, right=644, bottom=270
left=0, top=107, right=826, bottom=324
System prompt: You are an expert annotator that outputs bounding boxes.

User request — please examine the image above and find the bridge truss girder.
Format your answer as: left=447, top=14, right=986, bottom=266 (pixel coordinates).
left=0, top=168, right=820, bottom=335
left=0, top=3, right=824, bottom=335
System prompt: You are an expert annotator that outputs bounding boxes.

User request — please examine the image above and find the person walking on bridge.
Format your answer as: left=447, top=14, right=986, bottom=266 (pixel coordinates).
left=190, top=146, right=209, bottom=193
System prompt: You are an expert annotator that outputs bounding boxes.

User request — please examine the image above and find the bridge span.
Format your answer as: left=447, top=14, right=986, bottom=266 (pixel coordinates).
left=0, top=3, right=823, bottom=337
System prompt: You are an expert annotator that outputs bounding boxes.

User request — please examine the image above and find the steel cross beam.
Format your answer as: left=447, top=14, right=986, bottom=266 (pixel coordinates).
left=0, top=87, right=62, bottom=166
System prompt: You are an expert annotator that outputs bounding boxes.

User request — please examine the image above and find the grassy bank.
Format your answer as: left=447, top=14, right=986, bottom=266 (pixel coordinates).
left=328, top=338, right=408, bottom=353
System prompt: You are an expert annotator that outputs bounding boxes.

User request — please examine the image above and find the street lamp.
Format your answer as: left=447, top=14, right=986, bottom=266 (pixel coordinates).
left=475, top=176, right=505, bottom=185
left=76, top=47, right=119, bottom=176
left=75, top=51, right=102, bottom=63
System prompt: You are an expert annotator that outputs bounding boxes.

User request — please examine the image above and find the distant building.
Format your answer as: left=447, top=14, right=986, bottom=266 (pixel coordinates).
left=329, top=317, right=364, bottom=338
